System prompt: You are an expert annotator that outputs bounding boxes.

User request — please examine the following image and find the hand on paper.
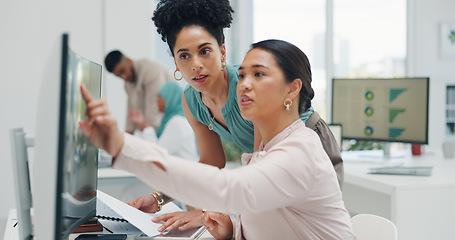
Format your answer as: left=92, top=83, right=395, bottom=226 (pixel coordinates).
left=152, top=210, right=205, bottom=232
left=79, top=84, right=124, bottom=157
left=202, top=211, right=233, bottom=240
left=126, top=194, right=160, bottom=213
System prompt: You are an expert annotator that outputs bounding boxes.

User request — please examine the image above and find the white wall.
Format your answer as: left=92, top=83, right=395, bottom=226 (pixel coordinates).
left=407, top=0, right=455, bottom=151
left=0, top=0, right=104, bottom=228
left=0, top=0, right=162, bottom=231
left=103, top=0, right=165, bottom=132
left=0, top=1, right=251, bottom=231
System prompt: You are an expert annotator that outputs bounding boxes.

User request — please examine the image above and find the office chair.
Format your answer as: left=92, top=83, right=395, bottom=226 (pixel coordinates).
left=351, top=214, right=398, bottom=240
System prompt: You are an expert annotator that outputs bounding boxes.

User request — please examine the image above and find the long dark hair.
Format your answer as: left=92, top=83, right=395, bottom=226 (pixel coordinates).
left=250, top=39, right=314, bottom=113
left=152, top=0, right=234, bottom=55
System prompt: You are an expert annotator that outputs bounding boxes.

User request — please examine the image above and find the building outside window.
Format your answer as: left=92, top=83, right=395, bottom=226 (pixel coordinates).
left=253, top=0, right=406, bottom=150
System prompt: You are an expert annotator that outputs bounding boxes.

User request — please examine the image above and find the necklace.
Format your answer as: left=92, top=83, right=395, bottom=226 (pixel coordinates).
left=205, top=106, right=216, bottom=131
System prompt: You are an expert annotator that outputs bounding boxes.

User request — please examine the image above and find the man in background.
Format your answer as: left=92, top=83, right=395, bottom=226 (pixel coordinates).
left=105, top=50, right=173, bottom=134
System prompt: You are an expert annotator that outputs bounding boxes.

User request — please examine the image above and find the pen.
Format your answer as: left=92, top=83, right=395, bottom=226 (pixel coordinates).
left=103, top=226, right=113, bottom=234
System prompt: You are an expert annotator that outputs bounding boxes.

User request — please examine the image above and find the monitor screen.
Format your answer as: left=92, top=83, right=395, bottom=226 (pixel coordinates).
left=33, top=33, right=101, bottom=239
left=56, top=33, right=102, bottom=238
left=331, top=77, right=429, bottom=144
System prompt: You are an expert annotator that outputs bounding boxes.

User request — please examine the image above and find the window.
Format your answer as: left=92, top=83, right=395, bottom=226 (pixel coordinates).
left=252, top=0, right=406, bottom=121
left=253, top=0, right=327, bottom=117
left=333, top=0, right=406, bottom=78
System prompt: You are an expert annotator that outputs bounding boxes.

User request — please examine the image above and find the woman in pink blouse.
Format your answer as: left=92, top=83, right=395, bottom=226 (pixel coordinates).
left=80, top=39, right=354, bottom=239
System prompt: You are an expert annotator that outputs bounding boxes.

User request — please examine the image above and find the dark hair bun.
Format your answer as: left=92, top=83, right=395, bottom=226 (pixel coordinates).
left=153, top=0, right=233, bottom=43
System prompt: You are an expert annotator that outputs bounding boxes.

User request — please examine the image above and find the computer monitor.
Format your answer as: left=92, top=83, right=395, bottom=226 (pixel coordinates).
left=331, top=77, right=429, bottom=145
left=9, top=128, right=33, bottom=240
left=33, top=33, right=102, bottom=239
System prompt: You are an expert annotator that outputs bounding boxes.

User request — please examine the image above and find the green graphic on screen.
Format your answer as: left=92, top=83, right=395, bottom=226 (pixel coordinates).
left=364, top=126, right=374, bottom=136
left=389, top=108, right=406, bottom=123
left=389, top=128, right=405, bottom=138
left=390, top=88, right=406, bottom=103
left=364, top=106, right=374, bottom=117
left=365, top=90, right=374, bottom=101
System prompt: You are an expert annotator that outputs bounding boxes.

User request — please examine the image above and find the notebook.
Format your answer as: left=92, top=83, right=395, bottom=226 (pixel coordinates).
left=368, top=166, right=434, bottom=176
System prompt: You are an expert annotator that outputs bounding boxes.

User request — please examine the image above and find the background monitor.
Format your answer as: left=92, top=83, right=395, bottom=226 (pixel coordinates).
left=33, top=33, right=102, bottom=239
left=331, top=77, right=429, bottom=145
left=9, top=128, right=33, bottom=240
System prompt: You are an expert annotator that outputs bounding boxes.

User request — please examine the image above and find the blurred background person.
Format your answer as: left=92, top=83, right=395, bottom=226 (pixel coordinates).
left=130, top=81, right=198, bottom=161
left=104, top=50, right=173, bottom=134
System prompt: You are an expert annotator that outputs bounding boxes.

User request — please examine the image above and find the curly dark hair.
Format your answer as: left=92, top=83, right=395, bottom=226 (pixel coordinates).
left=152, top=0, right=234, bottom=55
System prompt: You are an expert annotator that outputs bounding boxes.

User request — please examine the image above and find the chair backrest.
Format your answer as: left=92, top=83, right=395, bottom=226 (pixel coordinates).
left=351, top=214, right=397, bottom=240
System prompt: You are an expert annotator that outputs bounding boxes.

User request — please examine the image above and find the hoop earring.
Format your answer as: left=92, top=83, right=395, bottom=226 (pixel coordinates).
left=174, top=69, right=183, bottom=81
left=284, top=99, right=292, bottom=111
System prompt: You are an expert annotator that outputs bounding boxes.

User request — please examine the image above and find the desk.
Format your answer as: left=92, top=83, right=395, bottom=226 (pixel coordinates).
left=342, top=151, right=455, bottom=240
left=98, top=168, right=140, bottom=185
left=97, top=168, right=157, bottom=203
left=3, top=209, right=215, bottom=240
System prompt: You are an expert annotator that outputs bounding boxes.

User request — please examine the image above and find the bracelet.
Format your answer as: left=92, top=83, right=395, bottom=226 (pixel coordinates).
left=150, top=192, right=164, bottom=212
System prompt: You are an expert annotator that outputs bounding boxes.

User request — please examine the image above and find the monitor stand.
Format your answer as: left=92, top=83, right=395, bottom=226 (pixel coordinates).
left=342, top=142, right=410, bottom=164
left=382, top=142, right=392, bottom=159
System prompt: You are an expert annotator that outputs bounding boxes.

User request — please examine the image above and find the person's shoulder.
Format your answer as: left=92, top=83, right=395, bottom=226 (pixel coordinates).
left=183, top=84, right=197, bottom=97
left=227, top=64, right=240, bottom=82
left=226, top=64, right=241, bottom=94
left=279, top=121, right=320, bottom=147
left=182, top=85, right=199, bottom=108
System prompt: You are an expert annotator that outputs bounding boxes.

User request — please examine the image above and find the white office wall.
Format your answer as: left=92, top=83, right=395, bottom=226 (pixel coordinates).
left=407, top=0, right=455, bottom=151
left=103, top=0, right=163, bottom=132
left=0, top=0, right=247, bottom=227
left=0, top=0, right=104, bottom=226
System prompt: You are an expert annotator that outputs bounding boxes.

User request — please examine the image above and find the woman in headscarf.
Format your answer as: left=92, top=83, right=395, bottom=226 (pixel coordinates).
left=130, top=81, right=198, bottom=161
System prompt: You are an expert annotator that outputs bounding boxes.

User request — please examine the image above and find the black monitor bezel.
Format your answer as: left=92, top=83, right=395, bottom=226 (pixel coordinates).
left=55, top=33, right=100, bottom=239
left=331, top=77, right=429, bottom=145
left=55, top=32, right=68, bottom=239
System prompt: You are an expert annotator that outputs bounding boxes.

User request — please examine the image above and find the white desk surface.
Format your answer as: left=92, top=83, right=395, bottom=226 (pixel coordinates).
left=98, top=167, right=137, bottom=179
left=4, top=209, right=215, bottom=240
left=97, top=167, right=146, bottom=188
left=342, top=150, right=455, bottom=192
left=342, top=150, right=455, bottom=240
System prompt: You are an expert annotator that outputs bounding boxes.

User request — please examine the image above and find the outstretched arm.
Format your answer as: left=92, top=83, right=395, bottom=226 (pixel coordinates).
left=79, top=84, right=124, bottom=157
left=80, top=84, right=165, bottom=171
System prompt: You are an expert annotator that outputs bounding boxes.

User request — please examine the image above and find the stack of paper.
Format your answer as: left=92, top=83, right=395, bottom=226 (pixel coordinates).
left=96, top=190, right=183, bottom=237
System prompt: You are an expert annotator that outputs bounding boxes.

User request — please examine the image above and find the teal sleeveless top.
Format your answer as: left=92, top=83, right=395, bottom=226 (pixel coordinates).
left=184, top=65, right=255, bottom=153
left=183, top=64, right=315, bottom=153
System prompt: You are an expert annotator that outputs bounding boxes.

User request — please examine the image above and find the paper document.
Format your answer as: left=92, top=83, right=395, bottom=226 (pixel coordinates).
left=96, top=190, right=182, bottom=237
